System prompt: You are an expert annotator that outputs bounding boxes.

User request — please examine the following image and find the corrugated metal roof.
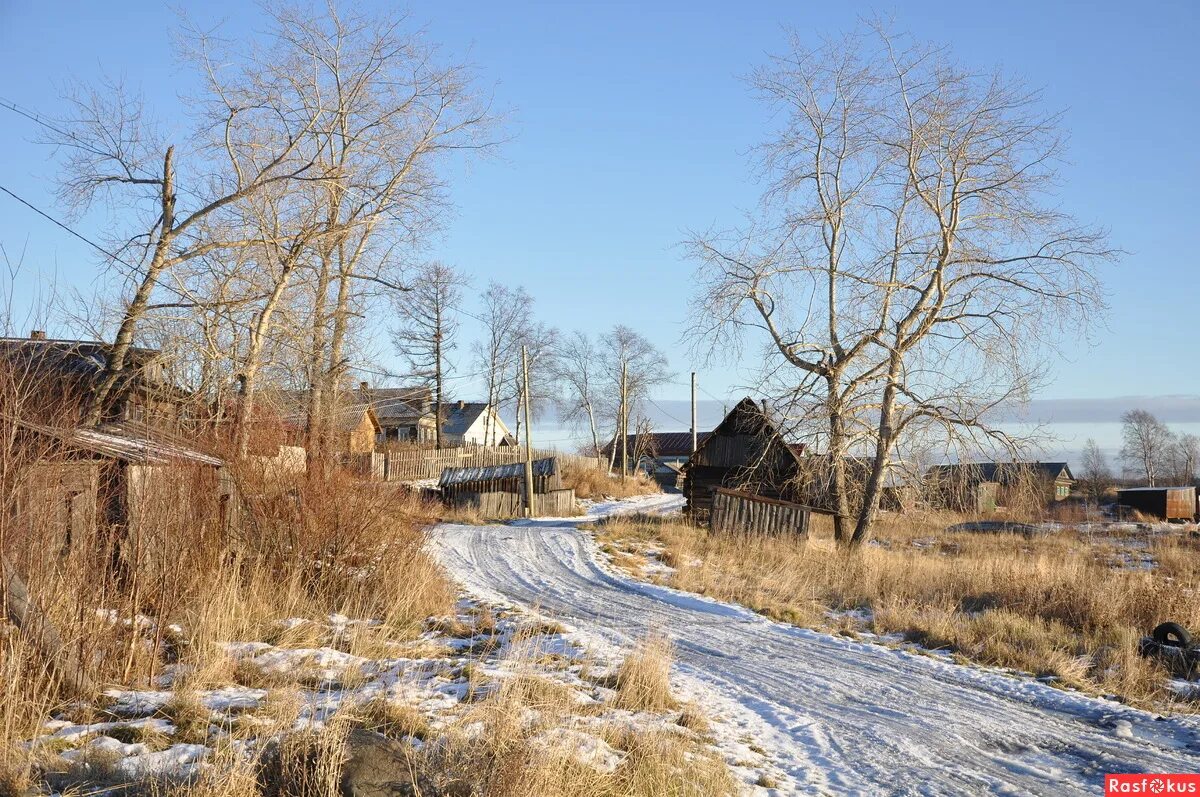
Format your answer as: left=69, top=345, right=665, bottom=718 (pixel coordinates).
left=439, top=456, right=556, bottom=487
left=14, top=418, right=224, bottom=466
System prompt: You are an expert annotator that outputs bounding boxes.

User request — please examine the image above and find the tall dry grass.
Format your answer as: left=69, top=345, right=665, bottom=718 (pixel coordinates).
left=561, top=464, right=659, bottom=501
left=595, top=512, right=1200, bottom=708
left=0, top=438, right=452, bottom=792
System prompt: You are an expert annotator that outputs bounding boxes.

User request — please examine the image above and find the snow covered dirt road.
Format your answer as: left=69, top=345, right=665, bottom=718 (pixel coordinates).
left=432, top=497, right=1200, bottom=795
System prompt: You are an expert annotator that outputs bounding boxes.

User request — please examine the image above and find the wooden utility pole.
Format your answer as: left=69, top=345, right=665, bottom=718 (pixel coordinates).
left=521, top=345, right=535, bottom=517
left=690, top=371, right=698, bottom=454
left=620, top=361, right=628, bottom=484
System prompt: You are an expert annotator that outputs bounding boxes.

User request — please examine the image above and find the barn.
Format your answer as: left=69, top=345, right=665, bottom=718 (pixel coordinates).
left=681, top=398, right=805, bottom=521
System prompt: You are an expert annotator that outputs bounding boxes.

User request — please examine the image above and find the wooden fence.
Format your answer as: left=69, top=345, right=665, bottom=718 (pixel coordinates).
left=341, top=446, right=605, bottom=482
left=710, top=487, right=810, bottom=538
left=445, top=488, right=579, bottom=519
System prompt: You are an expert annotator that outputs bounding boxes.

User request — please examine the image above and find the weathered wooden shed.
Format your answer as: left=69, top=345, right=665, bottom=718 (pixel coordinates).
left=438, top=457, right=576, bottom=518
left=8, top=419, right=238, bottom=556
left=1116, top=487, right=1198, bottom=521
left=681, top=398, right=805, bottom=521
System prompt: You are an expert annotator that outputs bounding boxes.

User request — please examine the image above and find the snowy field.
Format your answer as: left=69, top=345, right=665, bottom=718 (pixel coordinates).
left=432, top=495, right=1200, bottom=796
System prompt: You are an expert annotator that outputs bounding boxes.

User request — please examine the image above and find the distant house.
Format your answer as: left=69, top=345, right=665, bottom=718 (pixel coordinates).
left=261, top=390, right=381, bottom=455
left=0, top=331, right=191, bottom=427
left=602, top=431, right=710, bottom=488
left=925, top=461, right=1074, bottom=513
left=442, top=401, right=516, bottom=447
left=795, top=455, right=921, bottom=514
left=681, top=398, right=806, bottom=519
left=357, top=384, right=436, bottom=444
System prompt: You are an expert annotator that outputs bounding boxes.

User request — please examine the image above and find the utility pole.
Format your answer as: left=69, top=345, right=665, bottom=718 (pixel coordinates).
left=690, top=371, right=698, bottom=454
left=521, top=345, right=535, bottom=517
left=620, top=361, right=628, bottom=484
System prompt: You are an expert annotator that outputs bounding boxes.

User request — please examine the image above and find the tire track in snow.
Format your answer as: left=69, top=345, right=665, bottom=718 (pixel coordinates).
left=431, top=499, right=1200, bottom=795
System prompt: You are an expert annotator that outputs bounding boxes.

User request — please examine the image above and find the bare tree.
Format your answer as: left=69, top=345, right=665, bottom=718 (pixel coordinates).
left=225, top=4, right=498, bottom=460
left=391, top=262, right=469, bottom=449
left=511, top=321, right=560, bottom=444
left=473, top=282, right=531, bottom=445
left=686, top=25, right=1112, bottom=548
left=1169, top=432, right=1198, bottom=487
left=600, top=325, right=672, bottom=471
left=552, top=331, right=604, bottom=457
left=1120, top=409, right=1172, bottom=486
left=43, top=76, right=321, bottom=425
left=1079, top=438, right=1112, bottom=504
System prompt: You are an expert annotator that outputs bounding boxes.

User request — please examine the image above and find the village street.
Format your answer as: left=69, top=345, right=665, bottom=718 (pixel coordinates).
left=432, top=497, right=1200, bottom=796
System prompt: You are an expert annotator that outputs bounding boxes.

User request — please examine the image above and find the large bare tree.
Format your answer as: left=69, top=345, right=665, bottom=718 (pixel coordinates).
left=473, top=282, right=532, bottom=445
left=43, top=75, right=321, bottom=425
left=391, top=261, right=469, bottom=448
left=599, top=326, right=672, bottom=471
left=687, top=26, right=1112, bottom=547
left=552, top=331, right=605, bottom=457
left=1120, top=409, right=1172, bottom=486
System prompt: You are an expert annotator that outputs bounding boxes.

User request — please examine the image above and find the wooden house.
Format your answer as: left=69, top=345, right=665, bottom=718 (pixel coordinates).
left=358, top=384, right=437, bottom=445
left=262, top=390, right=381, bottom=455
left=681, top=398, right=805, bottom=520
left=602, top=430, right=710, bottom=488
left=925, top=461, right=1074, bottom=514
left=442, top=401, right=516, bottom=447
left=0, top=332, right=191, bottom=427
left=438, top=457, right=575, bottom=517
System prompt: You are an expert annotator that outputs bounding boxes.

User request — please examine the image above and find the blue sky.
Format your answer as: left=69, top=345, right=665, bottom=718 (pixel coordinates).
left=0, top=0, right=1197, bottom=448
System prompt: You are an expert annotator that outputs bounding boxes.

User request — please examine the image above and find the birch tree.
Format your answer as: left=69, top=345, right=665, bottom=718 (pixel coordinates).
left=43, top=77, right=320, bottom=425
left=687, top=25, right=1112, bottom=547
left=600, top=326, right=672, bottom=469
left=1119, top=409, right=1172, bottom=486
left=552, top=331, right=604, bottom=457
left=473, top=282, right=531, bottom=445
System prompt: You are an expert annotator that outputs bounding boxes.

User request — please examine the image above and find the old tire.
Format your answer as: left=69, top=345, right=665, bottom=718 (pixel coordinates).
left=1152, top=622, right=1192, bottom=648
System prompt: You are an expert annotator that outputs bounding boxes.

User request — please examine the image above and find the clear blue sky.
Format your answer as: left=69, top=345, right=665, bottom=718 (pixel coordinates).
left=0, top=0, right=1197, bottom=423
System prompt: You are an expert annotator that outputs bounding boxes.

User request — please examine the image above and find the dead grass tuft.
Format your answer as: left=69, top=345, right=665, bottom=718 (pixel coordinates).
left=614, top=636, right=677, bottom=712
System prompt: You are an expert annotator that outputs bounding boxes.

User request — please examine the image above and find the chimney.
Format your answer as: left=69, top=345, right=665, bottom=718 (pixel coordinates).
left=457, top=400, right=465, bottom=410
left=359, top=381, right=369, bottom=393
left=29, top=330, right=46, bottom=341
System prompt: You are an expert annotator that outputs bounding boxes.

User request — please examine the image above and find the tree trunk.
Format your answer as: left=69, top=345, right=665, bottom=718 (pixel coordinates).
left=83, top=147, right=176, bottom=427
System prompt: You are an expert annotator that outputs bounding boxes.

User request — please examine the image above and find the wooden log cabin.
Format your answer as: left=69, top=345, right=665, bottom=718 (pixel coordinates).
left=681, top=397, right=806, bottom=521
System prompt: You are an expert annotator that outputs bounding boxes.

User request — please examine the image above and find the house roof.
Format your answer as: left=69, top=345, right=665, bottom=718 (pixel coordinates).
left=14, top=418, right=223, bottom=466
left=685, top=397, right=806, bottom=471
left=359, top=386, right=432, bottom=425
left=443, top=401, right=515, bottom=443
left=261, top=390, right=380, bottom=433
left=0, top=336, right=179, bottom=395
left=926, top=461, right=1074, bottom=486
left=601, top=431, right=710, bottom=459
left=438, top=456, right=556, bottom=487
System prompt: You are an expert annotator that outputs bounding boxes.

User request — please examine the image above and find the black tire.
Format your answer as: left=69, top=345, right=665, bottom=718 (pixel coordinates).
left=1152, top=622, right=1192, bottom=648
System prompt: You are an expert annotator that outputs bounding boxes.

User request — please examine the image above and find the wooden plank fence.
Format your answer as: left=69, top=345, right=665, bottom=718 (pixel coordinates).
left=342, top=446, right=604, bottom=482
left=445, top=488, right=578, bottom=519
left=710, top=487, right=810, bottom=539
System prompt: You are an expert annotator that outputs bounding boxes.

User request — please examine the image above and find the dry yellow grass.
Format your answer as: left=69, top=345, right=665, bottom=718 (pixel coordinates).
left=594, top=512, right=1200, bottom=709
left=614, top=635, right=677, bottom=712
left=561, top=464, right=660, bottom=501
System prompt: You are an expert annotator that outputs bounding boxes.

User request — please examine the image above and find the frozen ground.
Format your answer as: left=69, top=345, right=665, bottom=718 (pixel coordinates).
left=432, top=494, right=1200, bottom=796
